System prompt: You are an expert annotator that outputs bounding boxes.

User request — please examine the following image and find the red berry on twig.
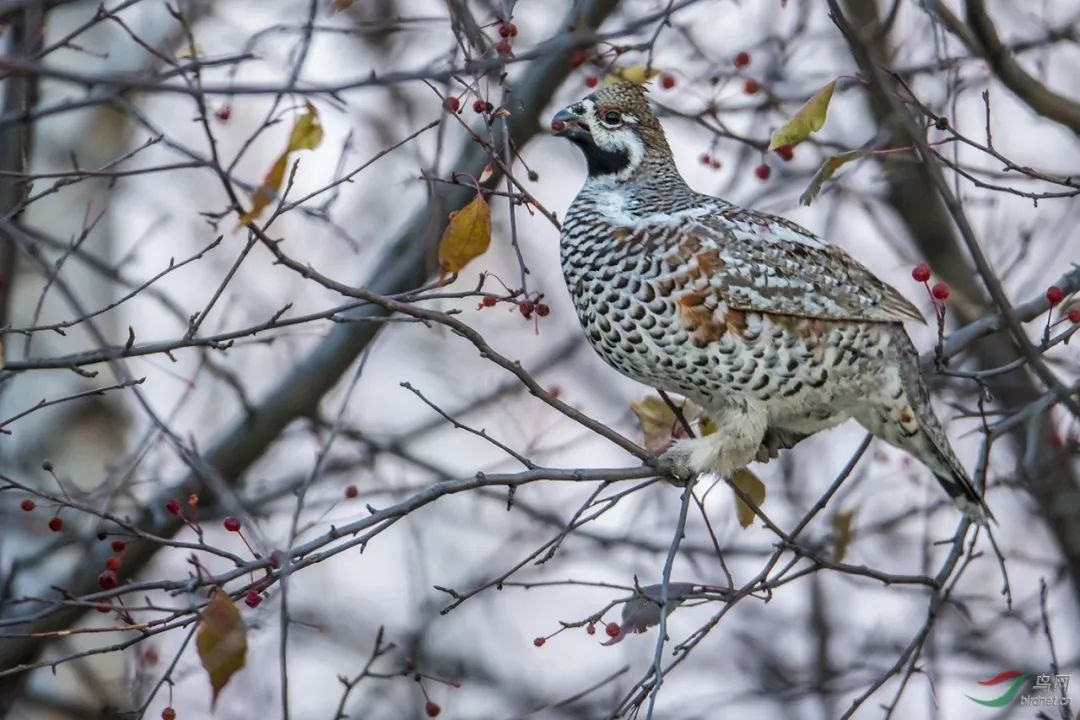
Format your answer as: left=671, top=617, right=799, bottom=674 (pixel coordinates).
left=743, top=78, right=760, bottom=95
left=1046, top=286, right=1064, bottom=305
left=659, top=73, right=676, bottom=90
left=533, top=637, right=545, bottom=647
left=20, top=499, right=34, bottom=512
left=223, top=517, right=241, bottom=532
left=425, top=701, right=441, bottom=717
left=344, top=485, right=358, bottom=499
left=98, top=569, right=118, bottom=590
left=754, top=164, right=771, bottom=181
left=48, top=517, right=63, bottom=532
left=442, top=97, right=460, bottom=113
left=495, top=39, right=512, bottom=56
left=1068, top=307, right=1080, bottom=324
left=734, top=51, right=751, bottom=68
left=165, top=498, right=181, bottom=515
left=911, top=263, right=931, bottom=283
left=112, top=539, right=127, bottom=553
left=605, top=622, right=620, bottom=637
left=931, top=282, right=951, bottom=301
left=245, top=591, right=262, bottom=608
left=106, top=556, right=122, bottom=571
left=162, top=708, right=176, bottom=720
left=774, top=144, right=794, bottom=161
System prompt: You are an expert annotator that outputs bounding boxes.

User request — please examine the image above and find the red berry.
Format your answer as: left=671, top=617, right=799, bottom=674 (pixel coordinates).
left=96, top=603, right=111, bottom=613
left=20, top=499, right=34, bottom=512
left=911, top=262, right=931, bottom=283
left=569, top=50, right=587, bottom=68
left=584, top=74, right=598, bottom=88
left=162, top=708, right=176, bottom=720
left=699, top=153, right=712, bottom=165
left=659, top=73, right=676, bottom=90
left=344, top=485, right=358, bottom=499
left=754, top=163, right=771, bottom=181
left=495, top=39, right=512, bottom=56
left=98, top=569, right=118, bottom=590
left=499, top=22, right=517, bottom=37
left=245, top=591, right=262, bottom=608
left=165, top=498, right=181, bottom=515
left=481, top=295, right=497, bottom=307
left=425, top=701, right=441, bottom=717
left=48, top=516, right=63, bottom=532
left=106, top=556, right=122, bottom=572
left=586, top=623, right=596, bottom=635
left=1046, top=286, right=1064, bottom=305
left=442, top=97, right=460, bottom=113
left=472, top=99, right=487, bottom=113
left=1068, top=307, right=1080, bottom=324
left=774, top=144, right=794, bottom=161
left=111, top=539, right=126, bottom=553
left=734, top=51, right=751, bottom=68
left=533, top=637, right=545, bottom=647
left=536, top=303, right=550, bottom=317
left=223, top=516, right=241, bottom=532
left=931, top=282, right=951, bottom=301
left=605, top=622, right=620, bottom=637
left=743, top=78, right=760, bottom=95
left=215, top=105, right=231, bottom=122
left=519, top=300, right=535, bottom=318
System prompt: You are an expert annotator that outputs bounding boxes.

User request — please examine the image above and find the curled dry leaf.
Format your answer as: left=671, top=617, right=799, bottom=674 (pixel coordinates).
left=602, top=582, right=695, bottom=645
left=630, top=394, right=714, bottom=455
left=196, top=589, right=247, bottom=709
left=731, top=468, right=766, bottom=529
left=768, top=80, right=836, bottom=150
left=799, top=150, right=865, bottom=206
left=237, top=102, right=324, bottom=227
left=437, top=192, right=491, bottom=277
left=832, top=509, right=856, bottom=562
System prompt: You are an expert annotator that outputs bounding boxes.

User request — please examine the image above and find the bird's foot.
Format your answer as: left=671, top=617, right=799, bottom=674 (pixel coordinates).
left=661, top=434, right=726, bottom=485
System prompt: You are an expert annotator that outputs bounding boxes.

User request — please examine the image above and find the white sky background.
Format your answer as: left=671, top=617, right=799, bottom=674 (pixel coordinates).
left=6, top=0, right=1080, bottom=718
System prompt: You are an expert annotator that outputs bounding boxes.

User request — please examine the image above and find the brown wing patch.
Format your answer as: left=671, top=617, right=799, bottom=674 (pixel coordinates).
left=676, top=290, right=722, bottom=346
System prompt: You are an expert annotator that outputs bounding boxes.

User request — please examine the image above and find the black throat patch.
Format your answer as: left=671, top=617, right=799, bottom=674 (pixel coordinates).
left=571, top=137, right=631, bottom=177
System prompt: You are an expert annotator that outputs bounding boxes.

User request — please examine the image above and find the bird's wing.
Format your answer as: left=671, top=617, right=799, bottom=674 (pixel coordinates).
left=661, top=205, right=925, bottom=325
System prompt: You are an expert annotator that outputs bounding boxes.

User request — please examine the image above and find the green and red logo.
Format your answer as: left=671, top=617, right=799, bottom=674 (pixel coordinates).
left=967, top=670, right=1031, bottom=707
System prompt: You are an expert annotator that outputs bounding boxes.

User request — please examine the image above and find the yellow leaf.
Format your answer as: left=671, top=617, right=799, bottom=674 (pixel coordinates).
left=287, top=101, right=323, bottom=152
left=196, top=589, right=247, bottom=709
left=798, top=149, right=864, bottom=206
left=630, top=395, right=703, bottom=455
left=768, top=80, right=836, bottom=150
left=437, top=193, right=491, bottom=275
left=631, top=396, right=678, bottom=455
left=237, top=153, right=288, bottom=226
left=606, top=66, right=660, bottom=86
left=177, top=44, right=202, bottom=60
left=832, top=509, right=856, bottom=562
left=731, top=469, right=766, bottom=529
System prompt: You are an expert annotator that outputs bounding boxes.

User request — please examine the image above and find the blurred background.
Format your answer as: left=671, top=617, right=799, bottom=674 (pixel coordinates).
left=0, top=0, right=1078, bottom=718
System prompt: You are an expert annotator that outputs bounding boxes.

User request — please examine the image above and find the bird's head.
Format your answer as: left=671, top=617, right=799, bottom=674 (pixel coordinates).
left=550, top=81, right=673, bottom=183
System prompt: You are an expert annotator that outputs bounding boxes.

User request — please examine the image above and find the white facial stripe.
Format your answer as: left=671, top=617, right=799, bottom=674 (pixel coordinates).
left=580, top=99, right=645, bottom=181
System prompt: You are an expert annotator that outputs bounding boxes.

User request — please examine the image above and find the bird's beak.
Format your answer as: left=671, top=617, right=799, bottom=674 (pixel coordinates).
left=550, top=106, right=590, bottom=141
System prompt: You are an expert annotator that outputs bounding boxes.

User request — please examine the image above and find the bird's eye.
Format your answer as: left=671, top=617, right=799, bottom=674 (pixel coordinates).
left=601, top=110, right=622, bottom=126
